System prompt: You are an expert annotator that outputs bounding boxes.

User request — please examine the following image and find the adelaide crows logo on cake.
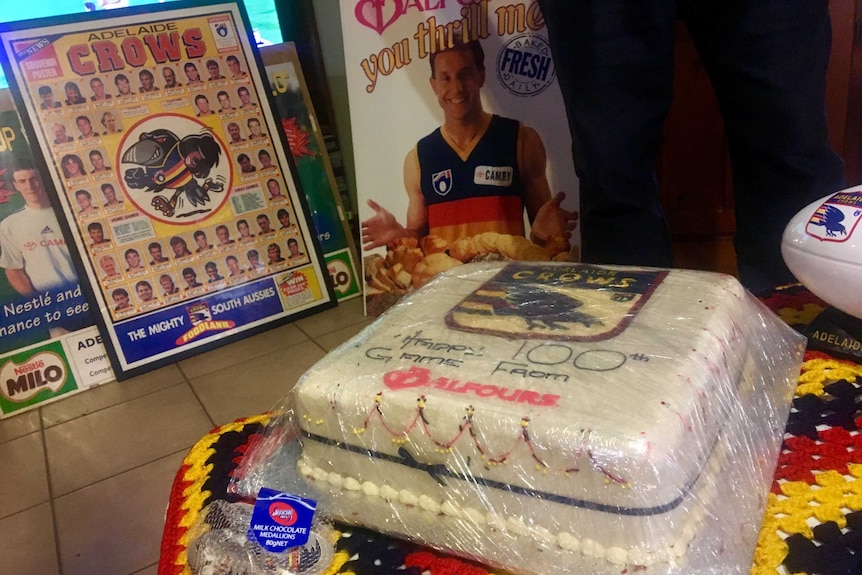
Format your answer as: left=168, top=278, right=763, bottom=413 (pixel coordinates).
left=119, top=114, right=230, bottom=224
left=497, top=33, right=555, bottom=97
left=446, top=263, right=667, bottom=341
left=805, top=190, right=862, bottom=242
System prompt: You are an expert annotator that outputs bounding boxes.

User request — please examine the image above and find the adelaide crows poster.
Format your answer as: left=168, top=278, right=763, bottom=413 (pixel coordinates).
left=0, top=0, right=334, bottom=378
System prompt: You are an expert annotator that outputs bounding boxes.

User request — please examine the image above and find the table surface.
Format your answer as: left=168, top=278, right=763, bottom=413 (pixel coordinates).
left=159, top=285, right=862, bottom=575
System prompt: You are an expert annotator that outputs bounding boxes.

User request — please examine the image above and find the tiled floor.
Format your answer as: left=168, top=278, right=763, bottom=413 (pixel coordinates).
left=0, top=297, right=372, bottom=575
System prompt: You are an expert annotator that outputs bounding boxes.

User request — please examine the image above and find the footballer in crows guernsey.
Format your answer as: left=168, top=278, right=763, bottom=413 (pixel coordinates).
left=360, top=37, right=577, bottom=250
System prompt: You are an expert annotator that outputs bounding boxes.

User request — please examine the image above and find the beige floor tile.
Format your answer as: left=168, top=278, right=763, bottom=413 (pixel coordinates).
left=55, top=450, right=184, bottom=575
left=45, top=384, right=212, bottom=497
left=178, top=322, right=308, bottom=380
left=0, top=503, right=59, bottom=575
left=0, top=432, right=48, bottom=519
left=0, top=409, right=41, bottom=444
left=294, top=296, right=367, bottom=338
left=190, top=339, right=326, bottom=425
left=314, top=318, right=375, bottom=351
left=41, top=364, right=186, bottom=428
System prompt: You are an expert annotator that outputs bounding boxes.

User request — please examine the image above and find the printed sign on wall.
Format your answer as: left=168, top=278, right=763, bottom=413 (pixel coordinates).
left=0, top=0, right=334, bottom=378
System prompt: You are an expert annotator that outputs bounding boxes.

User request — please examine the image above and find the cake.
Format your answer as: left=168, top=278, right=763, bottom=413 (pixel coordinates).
left=292, top=262, right=804, bottom=574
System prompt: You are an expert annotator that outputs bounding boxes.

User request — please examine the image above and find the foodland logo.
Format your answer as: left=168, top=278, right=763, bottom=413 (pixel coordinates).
left=1, top=352, right=67, bottom=402
left=269, top=502, right=298, bottom=526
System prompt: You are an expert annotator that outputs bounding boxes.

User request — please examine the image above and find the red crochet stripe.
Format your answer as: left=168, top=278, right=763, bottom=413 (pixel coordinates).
left=404, top=550, right=490, bottom=575
left=159, top=462, right=195, bottom=575
left=772, top=427, right=862, bottom=493
left=803, top=350, right=857, bottom=364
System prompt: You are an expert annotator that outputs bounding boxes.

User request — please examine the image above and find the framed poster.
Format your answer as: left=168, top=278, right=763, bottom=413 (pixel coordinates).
left=343, top=1, right=580, bottom=316
left=0, top=0, right=335, bottom=379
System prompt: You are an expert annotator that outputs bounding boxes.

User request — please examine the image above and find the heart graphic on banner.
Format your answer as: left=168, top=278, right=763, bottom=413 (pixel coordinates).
left=383, top=366, right=429, bottom=391
left=355, top=0, right=403, bottom=35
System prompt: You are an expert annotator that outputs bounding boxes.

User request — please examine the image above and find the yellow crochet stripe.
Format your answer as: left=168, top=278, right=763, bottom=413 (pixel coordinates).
left=751, top=465, right=862, bottom=575
left=750, top=356, right=862, bottom=575
left=776, top=303, right=825, bottom=328
left=796, top=358, right=862, bottom=397
left=173, top=413, right=272, bottom=575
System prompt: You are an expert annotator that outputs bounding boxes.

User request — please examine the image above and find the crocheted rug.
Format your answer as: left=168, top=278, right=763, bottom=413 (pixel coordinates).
left=159, top=284, right=862, bottom=575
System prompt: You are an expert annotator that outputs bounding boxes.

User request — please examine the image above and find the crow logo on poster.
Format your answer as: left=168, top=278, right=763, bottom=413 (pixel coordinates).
left=120, top=115, right=231, bottom=223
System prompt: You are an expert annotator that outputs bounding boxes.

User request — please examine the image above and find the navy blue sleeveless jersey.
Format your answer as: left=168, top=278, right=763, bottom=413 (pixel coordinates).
left=417, top=115, right=526, bottom=241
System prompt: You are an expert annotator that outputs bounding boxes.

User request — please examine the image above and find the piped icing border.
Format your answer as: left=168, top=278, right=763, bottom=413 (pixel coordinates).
left=300, top=427, right=720, bottom=516
left=297, top=447, right=723, bottom=567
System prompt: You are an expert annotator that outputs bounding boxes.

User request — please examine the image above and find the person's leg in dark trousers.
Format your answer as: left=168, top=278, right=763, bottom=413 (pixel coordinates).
left=538, top=0, right=678, bottom=267
left=683, top=0, right=845, bottom=291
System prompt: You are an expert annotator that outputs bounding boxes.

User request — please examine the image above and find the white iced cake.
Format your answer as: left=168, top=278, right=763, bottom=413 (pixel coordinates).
left=293, top=262, right=803, bottom=574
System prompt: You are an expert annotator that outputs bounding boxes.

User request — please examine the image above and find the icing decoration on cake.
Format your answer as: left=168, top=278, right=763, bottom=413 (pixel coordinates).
left=295, top=445, right=725, bottom=567
left=445, top=263, right=668, bottom=341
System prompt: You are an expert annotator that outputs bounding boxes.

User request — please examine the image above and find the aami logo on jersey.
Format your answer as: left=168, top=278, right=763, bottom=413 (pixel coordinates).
left=0, top=351, right=67, bottom=402
left=474, top=165, right=513, bottom=187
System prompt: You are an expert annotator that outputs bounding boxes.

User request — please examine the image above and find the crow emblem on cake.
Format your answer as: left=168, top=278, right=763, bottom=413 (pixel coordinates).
left=446, top=263, right=665, bottom=341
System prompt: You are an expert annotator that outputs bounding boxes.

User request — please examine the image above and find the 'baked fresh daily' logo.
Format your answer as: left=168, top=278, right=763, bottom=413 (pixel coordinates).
left=496, top=33, right=555, bottom=96
left=446, top=263, right=666, bottom=341
left=0, top=344, right=78, bottom=414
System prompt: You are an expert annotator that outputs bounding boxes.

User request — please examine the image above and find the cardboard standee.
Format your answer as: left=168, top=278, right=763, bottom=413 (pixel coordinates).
left=342, top=1, right=580, bottom=316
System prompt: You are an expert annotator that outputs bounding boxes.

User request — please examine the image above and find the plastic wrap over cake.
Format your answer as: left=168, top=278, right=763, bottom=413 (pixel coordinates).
left=287, top=262, right=803, bottom=574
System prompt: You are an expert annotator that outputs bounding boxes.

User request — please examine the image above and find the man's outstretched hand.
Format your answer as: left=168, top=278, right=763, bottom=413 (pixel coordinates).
left=361, top=199, right=408, bottom=250
left=531, top=191, right=579, bottom=245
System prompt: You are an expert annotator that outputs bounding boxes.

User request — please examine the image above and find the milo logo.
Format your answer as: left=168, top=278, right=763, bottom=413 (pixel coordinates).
left=0, top=350, right=69, bottom=403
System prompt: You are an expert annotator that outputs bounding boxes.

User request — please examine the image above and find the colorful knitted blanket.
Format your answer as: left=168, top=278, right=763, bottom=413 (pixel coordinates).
left=160, top=284, right=862, bottom=575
